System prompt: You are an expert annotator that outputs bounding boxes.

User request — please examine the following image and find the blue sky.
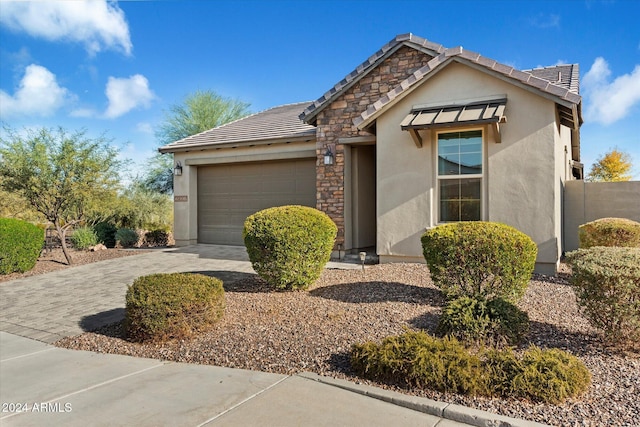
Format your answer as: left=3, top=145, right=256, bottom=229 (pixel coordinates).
left=1, top=0, right=639, bottom=178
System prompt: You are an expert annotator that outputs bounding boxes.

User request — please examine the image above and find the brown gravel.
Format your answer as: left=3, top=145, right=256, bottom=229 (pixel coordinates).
left=56, top=263, right=639, bottom=427
left=0, top=247, right=144, bottom=283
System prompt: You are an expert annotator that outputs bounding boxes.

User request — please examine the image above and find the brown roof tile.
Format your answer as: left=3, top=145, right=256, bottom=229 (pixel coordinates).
left=159, top=102, right=316, bottom=153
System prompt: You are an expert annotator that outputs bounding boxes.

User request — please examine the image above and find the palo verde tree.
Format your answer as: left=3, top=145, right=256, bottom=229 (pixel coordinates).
left=586, top=149, right=633, bottom=182
left=143, top=90, right=250, bottom=194
left=0, top=127, right=123, bottom=265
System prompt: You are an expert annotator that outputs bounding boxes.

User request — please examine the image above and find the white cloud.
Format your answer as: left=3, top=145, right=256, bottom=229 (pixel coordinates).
left=0, top=64, right=69, bottom=117
left=136, top=122, right=154, bottom=134
left=583, top=57, right=640, bottom=125
left=0, top=0, right=132, bottom=56
left=529, top=13, right=560, bottom=29
left=104, top=74, right=155, bottom=118
left=70, top=108, right=97, bottom=118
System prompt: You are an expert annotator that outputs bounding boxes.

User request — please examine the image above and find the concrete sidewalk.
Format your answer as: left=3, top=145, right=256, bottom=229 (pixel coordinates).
left=0, top=245, right=547, bottom=427
left=1, top=332, right=545, bottom=427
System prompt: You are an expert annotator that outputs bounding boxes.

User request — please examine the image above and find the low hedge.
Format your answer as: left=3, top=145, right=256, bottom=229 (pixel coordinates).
left=0, top=218, right=43, bottom=274
left=125, top=273, right=225, bottom=342
left=351, top=330, right=591, bottom=404
left=437, top=296, right=529, bottom=346
left=243, top=205, right=337, bottom=290
left=421, top=222, right=537, bottom=302
left=116, top=228, right=139, bottom=248
left=578, top=217, right=640, bottom=248
left=566, top=247, right=640, bottom=348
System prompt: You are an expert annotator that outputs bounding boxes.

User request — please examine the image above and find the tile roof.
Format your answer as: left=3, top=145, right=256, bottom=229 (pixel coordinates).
left=525, top=64, right=580, bottom=94
left=354, top=46, right=582, bottom=130
left=299, top=33, right=445, bottom=124
left=159, top=102, right=316, bottom=153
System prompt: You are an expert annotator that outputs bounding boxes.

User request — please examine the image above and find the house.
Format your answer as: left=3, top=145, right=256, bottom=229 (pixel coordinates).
left=159, top=33, right=583, bottom=275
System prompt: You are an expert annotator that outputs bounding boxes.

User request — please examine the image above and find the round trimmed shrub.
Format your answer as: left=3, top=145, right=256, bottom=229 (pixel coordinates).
left=578, top=217, right=640, bottom=248
left=93, top=222, right=117, bottom=248
left=421, top=222, right=537, bottom=302
left=243, top=205, right=337, bottom=290
left=70, top=226, right=99, bottom=250
left=116, top=227, right=139, bottom=248
left=437, top=296, right=529, bottom=346
left=125, top=273, right=225, bottom=342
left=566, top=247, right=640, bottom=348
left=0, top=218, right=43, bottom=274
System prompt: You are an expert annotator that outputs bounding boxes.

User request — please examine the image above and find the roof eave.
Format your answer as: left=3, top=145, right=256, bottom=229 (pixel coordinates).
left=158, top=133, right=316, bottom=154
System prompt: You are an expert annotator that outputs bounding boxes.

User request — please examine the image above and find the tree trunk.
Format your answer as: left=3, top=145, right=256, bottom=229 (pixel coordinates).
left=55, top=221, right=73, bottom=265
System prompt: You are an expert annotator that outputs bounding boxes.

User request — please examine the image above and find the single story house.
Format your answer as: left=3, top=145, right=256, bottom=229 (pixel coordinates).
left=160, top=33, right=583, bottom=275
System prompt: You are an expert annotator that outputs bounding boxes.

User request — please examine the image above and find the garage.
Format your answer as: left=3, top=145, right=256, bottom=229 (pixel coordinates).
left=197, top=158, right=316, bottom=245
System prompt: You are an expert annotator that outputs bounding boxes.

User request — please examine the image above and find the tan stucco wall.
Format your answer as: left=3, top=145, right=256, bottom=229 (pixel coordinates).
left=171, top=141, right=316, bottom=246
left=564, top=180, right=640, bottom=251
left=376, top=62, right=562, bottom=274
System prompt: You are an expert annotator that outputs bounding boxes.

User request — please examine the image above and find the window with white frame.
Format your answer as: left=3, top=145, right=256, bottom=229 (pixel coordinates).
left=437, top=130, right=483, bottom=222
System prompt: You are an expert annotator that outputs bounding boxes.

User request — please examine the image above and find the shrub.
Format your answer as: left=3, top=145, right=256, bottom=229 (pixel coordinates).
left=421, top=222, right=537, bottom=302
left=93, top=222, right=117, bottom=248
left=70, top=226, right=99, bottom=250
left=243, top=205, right=337, bottom=290
left=125, top=273, right=225, bottom=342
left=351, top=330, right=487, bottom=395
left=578, top=217, right=640, bottom=248
left=566, top=247, right=640, bottom=347
left=0, top=218, right=43, bottom=274
left=437, top=296, right=529, bottom=346
left=350, top=330, right=591, bottom=404
left=116, top=227, right=139, bottom=248
left=483, top=347, right=590, bottom=403
left=145, top=229, right=169, bottom=246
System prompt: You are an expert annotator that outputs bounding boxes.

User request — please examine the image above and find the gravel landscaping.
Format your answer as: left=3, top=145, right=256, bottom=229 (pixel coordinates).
left=56, top=263, right=639, bottom=426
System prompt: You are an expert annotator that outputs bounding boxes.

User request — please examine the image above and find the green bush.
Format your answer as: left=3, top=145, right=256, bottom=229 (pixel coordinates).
left=145, top=229, right=169, bottom=246
left=93, top=222, right=117, bottom=248
left=566, top=247, right=640, bottom=347
left=70, top=226, right=99, bottom=250
left=351, top=330, right=486, bottom=395
left=0, top=218, right=43, bottom=274
left=116, top=227, right=139, bottom=248
left=351, top=331, right=591, bottom=404
left=578, top=217, right=640, bottom=248
left=421, top=222, right=537, bottom=302
left=125, top=273, right=225, bottom=342
left=243, top=205, right=337, bottom=290
left=483, top=347, right=590, bottom=403
left=437, top=296, right=529, bottom=346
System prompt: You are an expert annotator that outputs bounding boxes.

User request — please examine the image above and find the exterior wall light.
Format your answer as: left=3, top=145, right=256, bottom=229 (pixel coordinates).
left=174, top=161, right=183, bottom=176
left=323, top=147, right=334, bottom=165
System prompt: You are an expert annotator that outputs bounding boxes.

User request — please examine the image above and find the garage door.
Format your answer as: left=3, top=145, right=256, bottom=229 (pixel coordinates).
left=197, top=159, right=316, bottom=245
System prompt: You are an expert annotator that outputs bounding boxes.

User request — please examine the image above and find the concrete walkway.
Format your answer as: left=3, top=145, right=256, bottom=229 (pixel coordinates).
left=0, top=245, right=546, bottom=427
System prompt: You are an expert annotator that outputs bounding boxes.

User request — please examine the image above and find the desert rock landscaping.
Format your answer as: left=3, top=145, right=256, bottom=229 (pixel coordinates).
left=57, top=263, right=640, bottom=427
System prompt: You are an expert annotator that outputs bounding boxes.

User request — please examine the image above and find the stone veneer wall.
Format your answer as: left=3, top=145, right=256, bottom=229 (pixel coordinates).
left=315, top=45, right=433, bottom=248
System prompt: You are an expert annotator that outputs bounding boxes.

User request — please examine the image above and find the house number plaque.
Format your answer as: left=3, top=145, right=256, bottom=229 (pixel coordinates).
left=174, top=195, right=188, bottom=202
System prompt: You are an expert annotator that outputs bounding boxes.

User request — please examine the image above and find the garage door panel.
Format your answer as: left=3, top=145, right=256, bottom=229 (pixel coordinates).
left=197, top=159, right=316, bottom=245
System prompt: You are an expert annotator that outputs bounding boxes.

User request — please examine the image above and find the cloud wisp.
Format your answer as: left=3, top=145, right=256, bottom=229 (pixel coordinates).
left=104, top=74, right=155, bottom=119
left=0, top=64, right=70, bottom=117
left=583, top=57, right=640, bottom=125
left=0, top=0, right=132, bottom=56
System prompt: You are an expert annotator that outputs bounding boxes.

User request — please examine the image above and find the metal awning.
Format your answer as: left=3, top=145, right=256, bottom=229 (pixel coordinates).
left=401, top=98, right=507, bottom=147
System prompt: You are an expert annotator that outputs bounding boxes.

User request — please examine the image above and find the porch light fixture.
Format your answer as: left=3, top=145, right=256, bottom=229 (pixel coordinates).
left=174, top=161, right=183, bottom=176
left=323, top=147, right=334, bottom=165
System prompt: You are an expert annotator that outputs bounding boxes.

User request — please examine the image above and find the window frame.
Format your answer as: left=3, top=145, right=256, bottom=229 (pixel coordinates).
left=435, top=127, right=486, bottom=223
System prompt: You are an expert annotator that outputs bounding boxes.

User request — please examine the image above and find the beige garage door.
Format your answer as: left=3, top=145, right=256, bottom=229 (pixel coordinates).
left=197, top=159, right=316, bottom=245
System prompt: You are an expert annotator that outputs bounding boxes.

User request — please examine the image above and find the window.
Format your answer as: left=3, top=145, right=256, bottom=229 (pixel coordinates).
left=437, top=130, right=482, bottom=222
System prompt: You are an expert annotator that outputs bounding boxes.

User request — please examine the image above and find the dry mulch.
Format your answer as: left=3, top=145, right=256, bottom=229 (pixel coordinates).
left=0, top=247, right=144, bottom=283
left=56, top=263, right=640, bottom=427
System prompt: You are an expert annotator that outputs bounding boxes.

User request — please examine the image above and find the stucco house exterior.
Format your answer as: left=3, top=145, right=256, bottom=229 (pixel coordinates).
left=160, top=33, right=583, bottom=275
